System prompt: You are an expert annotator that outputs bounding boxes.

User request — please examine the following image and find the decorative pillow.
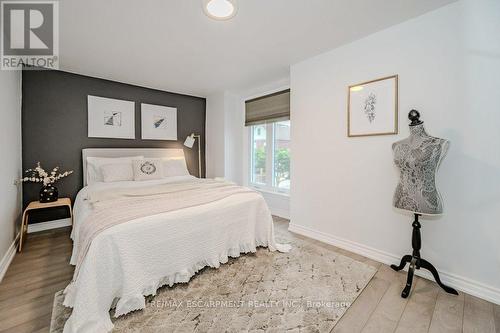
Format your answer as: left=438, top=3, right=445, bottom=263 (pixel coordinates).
left=133, top=159, right=164, bottom=181
left=100, top=163, right=134, bottom=183
left=86, top=156, right=143, bottom=185
left=162, top=158, right=190, bottom=177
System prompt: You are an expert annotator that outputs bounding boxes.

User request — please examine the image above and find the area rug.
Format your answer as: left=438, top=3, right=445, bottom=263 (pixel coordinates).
left=50, top=229, right=376, bottom=332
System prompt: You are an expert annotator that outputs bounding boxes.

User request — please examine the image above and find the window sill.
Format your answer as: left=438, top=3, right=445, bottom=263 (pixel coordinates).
left=250, top=186, right=290, bottom=198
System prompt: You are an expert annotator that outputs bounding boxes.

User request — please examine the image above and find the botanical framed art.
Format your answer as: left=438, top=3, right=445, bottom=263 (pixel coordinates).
left=141, top=103, right=177, bottom=140
left=347, top=75, right=398, bottom=137
left=87, top=95, right=135, bottom=139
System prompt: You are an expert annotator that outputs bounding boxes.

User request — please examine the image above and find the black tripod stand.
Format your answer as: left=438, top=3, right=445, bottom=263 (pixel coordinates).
left=391, top=213, right=458, bottom=298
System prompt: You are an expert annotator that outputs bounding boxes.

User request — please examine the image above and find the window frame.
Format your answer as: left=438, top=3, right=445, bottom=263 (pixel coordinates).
left=249, top=122, right=290, bottom=195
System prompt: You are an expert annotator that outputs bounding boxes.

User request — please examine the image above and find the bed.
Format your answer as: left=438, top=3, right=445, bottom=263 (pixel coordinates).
left=62, top=148, right=289, bottom=333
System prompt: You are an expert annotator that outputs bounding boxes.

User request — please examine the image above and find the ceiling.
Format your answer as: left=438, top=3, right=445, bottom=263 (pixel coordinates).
left=59, top=0, right=456, bottom=97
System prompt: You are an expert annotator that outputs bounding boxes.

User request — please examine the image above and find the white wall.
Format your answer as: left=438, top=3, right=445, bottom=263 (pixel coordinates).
left=223, top=92, right=244, bottom=184
left=290, top=0, right=500, bottom=304
left=0, top=70, right=22, bottom=279
left=205, top=91, right=244, bottom=184
left=205, top=92, right=226, bottom=178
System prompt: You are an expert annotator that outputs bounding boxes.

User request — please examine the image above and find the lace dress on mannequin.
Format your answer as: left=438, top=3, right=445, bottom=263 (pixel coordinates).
left=392, top=119, right=449, bottom=215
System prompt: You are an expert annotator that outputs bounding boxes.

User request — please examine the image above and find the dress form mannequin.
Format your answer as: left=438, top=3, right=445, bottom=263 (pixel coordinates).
left=392, top=110, right=449, bottom=215
left=390, top=110, right=458, bottom=298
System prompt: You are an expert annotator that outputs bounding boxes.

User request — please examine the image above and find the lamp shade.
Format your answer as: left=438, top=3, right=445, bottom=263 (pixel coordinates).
left=184, top=134, right=195, bottom=148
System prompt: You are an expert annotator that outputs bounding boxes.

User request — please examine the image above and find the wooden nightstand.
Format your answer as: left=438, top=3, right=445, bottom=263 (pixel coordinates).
left=19, top=198, right=73, bottom=252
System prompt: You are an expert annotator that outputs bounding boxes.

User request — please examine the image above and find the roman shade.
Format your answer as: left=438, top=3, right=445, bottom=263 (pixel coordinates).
left=245, top=89, right=290, bottom=126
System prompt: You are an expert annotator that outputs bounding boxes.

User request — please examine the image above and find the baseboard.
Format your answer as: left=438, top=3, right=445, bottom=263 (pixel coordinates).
left=27, top=218, right=72, bottom=233
left=0, top=233, right=19, bottom=283
left=288, top=223, right=500, bottom=305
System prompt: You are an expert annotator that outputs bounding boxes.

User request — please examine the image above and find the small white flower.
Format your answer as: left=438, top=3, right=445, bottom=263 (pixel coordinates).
left=23, top=163, right=72, bottom=185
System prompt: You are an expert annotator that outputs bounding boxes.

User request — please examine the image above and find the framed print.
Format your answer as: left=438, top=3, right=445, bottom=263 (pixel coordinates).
left=347, top=75, right=398, bottom=137
left=141, top=103, right=177, bottom=140
left=88, top=96, right=135, bottom=139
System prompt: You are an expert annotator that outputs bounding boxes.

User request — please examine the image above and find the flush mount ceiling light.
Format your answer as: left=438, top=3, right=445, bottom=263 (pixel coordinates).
left=202, top=0, right=238, bottom=21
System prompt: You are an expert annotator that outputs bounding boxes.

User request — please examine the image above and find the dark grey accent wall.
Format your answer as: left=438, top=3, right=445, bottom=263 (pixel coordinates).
left=22, top=70, right=206, bottom=223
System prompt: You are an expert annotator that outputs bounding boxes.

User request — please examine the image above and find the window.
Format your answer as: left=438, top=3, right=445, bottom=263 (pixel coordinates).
left=250, top=120, right=290, bottom=193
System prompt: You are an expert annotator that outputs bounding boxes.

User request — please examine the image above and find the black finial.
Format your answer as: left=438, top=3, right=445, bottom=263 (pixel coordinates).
left=408, top=109, right=423, bottom=126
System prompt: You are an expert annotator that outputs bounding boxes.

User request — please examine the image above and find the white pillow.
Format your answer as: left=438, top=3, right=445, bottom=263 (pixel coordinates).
left=162, top=158, right=190, bottom=177
left=133, top=159, right=164, bottom=181
left=86, top=156, right=143, bottom=185
left=100, top=163, right=134, bottom=182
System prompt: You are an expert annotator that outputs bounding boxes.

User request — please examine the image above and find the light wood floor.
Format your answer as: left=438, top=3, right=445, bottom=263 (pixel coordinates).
left=0, top=219, right=498, bottom=333
left=0, top=228, right=73, bottom=333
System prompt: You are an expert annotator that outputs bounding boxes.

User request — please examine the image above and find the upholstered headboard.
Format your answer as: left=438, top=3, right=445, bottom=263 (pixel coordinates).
left=82, top=148, right=185, bottom=186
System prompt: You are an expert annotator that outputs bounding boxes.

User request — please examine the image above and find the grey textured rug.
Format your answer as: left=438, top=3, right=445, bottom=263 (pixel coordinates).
left=50, top=229, right=376, bottom=332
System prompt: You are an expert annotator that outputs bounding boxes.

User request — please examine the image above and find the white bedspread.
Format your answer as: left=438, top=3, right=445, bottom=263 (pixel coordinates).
left=63, top=176, right=289, bottom=333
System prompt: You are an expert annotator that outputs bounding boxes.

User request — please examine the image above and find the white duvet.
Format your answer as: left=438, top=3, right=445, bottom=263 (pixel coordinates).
left=63, top=176, right=289, bottom=333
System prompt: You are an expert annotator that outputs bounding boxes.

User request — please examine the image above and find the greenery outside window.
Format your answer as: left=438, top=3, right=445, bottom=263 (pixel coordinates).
left=250, top=120, right=290, bottom=193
